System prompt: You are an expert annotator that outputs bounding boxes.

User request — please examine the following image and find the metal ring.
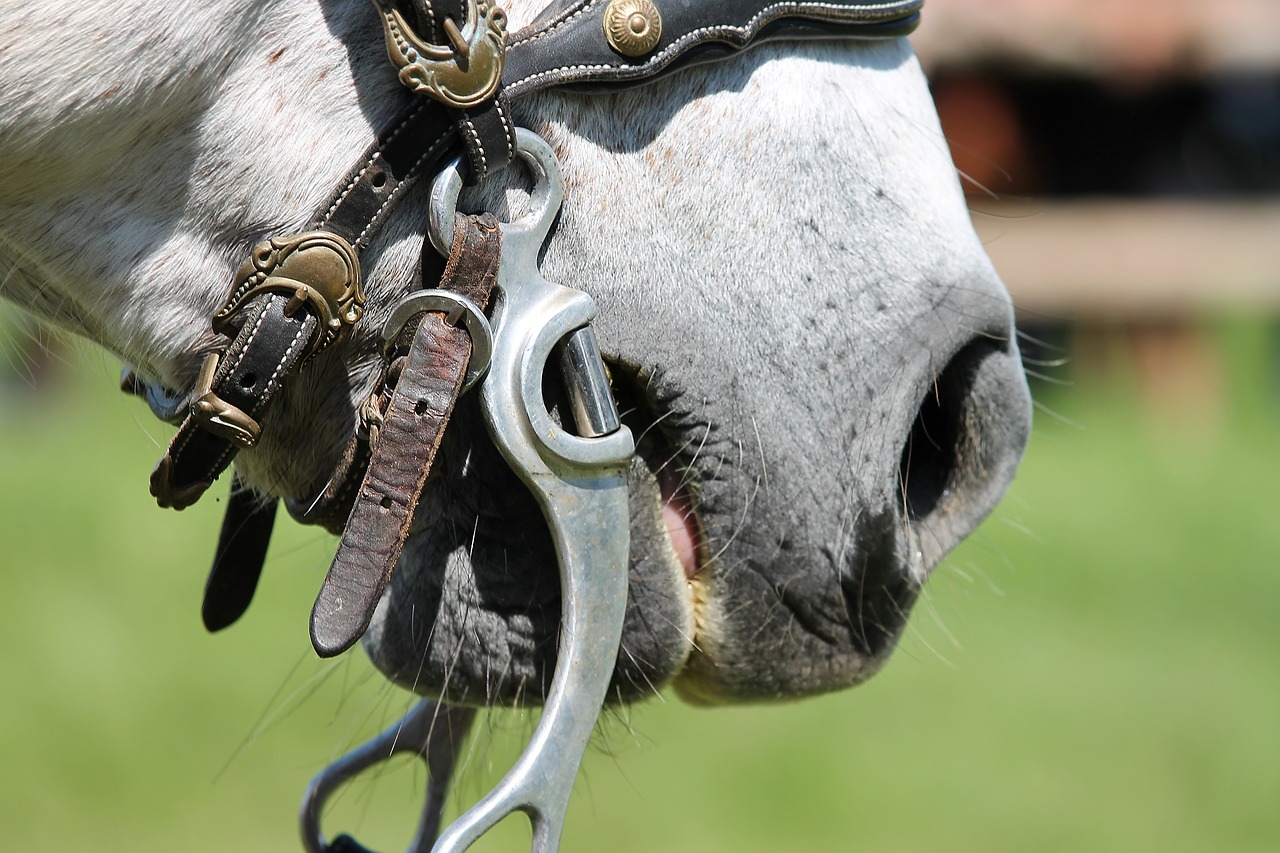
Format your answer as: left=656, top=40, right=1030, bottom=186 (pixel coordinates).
left=381, top=290, right=493, bottom=392
left=428, top=128, right=562, bottom=257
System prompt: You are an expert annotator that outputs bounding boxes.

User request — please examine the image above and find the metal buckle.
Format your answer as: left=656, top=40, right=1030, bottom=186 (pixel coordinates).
left=381, top=289, right=494, bottom=392
left=189, top=353, right=262, bottom=448
left=373, top=0, right=508, bottom=108
left=213, top=231, right=364, bottom=368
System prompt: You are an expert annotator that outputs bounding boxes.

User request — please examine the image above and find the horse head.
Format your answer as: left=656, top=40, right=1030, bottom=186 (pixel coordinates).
left=0, top=0, right=1029, bottom=743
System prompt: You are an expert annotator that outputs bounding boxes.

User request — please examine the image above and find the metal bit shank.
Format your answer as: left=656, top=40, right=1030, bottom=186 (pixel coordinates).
left=300, top=699, right=477, bottom=853
left=427, top=129, right=634, bottom=852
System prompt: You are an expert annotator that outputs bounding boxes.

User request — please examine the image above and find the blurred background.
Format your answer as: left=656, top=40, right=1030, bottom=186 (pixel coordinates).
left=2, top=1, right=1278, bottom=850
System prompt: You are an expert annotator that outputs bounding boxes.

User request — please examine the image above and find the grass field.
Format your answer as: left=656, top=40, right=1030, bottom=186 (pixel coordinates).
left=1, top=318, right=1277, bottom=852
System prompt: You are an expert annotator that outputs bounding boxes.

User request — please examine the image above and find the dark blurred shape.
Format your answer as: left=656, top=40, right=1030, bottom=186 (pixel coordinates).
left=931, top=72, right=1280, bottom=198
left=915, top=0, right=1280, bottom=415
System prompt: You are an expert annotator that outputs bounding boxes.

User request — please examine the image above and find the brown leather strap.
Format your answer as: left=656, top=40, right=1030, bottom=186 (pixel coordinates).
left=309, top=213, right=502, bottom=657
left=286, top=430, right=374, bottom=536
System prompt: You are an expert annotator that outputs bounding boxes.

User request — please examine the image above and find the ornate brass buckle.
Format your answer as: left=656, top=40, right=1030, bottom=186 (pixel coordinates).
left=373, top=0, right=508, bottom=108
left=212, top=230, right=364, bottom=368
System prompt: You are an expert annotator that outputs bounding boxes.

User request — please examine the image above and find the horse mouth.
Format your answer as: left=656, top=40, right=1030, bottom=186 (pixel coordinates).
left=659, top=465, right=702, bottom=581
left=363, top=325, right=1029, bottom=708
left=610, top=358, right=707, bottom=585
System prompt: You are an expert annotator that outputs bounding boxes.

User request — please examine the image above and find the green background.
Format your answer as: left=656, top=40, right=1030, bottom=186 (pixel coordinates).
left=1, top=317, right=1277, bottom=852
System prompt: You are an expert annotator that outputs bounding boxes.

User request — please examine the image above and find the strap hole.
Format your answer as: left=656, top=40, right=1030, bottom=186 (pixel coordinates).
left=371, top=170, right=388, bottom=189
left=239, top=372, right=257, bottom=389
left=380, top=495, right=393, bottom=509
left=414, top=399, right=429, bottom=415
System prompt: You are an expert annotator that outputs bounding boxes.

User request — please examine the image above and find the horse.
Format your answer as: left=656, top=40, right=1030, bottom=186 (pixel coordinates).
left=1, top=0, right=1032, bottom=845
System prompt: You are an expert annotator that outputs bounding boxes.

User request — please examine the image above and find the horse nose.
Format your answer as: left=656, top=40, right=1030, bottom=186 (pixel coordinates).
left=837, top=311, right=1030, bottom=664
left=896, top=329, right=1032, bottom=571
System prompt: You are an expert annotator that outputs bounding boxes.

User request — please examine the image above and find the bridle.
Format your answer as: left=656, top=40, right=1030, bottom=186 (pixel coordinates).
left=122, top=1, right=923, bottom=850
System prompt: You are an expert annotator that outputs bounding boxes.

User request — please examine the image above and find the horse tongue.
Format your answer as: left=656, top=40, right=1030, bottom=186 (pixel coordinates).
left=659, top=466, right=701, bottom=580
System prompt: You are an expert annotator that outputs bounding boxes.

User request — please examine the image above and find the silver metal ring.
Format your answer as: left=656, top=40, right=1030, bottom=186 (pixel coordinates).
left=428, top=128, right=562, bottom=257
left=381, top=289, right=493, bottom=392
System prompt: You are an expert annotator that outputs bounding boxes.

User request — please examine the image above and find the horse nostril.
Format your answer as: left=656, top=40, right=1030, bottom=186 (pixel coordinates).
left=898, top=362, right=962, bottom=523
left=896, top=336, right=1031, bottom=568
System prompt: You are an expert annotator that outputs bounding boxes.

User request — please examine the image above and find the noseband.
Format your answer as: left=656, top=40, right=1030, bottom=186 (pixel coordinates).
left=125, top=1, right=923, bottom=850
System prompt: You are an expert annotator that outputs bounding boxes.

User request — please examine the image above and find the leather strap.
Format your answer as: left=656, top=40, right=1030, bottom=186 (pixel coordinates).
left=454, top=95, right=518, bottom=184
left=504, top=0, right=923, bottom=96
left=201, top=477, right=279, bottom=631
left=317, top=100, right=457, bottom=249
left=310, top=213, right=502, bottom=657
left=151, top=295, right=319, bottom=509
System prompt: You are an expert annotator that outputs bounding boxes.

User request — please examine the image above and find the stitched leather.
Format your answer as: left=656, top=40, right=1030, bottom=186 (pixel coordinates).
left=454, top=94, right=517, bottom=184
left=151, top=295, right=318, bottom=509
left=317, top=104, right=456, bottom=249
left=309, top=213, right=502, bottom=657
left=503, top=0, right=923, bottom=97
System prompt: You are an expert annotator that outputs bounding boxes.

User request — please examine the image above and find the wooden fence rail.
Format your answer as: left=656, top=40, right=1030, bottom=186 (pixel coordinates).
left=972, top=200, right=1280, bottom=318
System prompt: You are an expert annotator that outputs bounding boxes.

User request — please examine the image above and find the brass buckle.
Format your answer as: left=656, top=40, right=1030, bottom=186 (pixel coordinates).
left=190, top=353, right=262, bottom=448
left=213, top=231, right=364, bottom=368
left=373, top=0, right=508, bottom=109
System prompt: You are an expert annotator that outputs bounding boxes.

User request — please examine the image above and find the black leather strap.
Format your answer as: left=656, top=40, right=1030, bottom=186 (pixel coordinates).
left=504, top=0, right=923, bottom=97
left=201, top=477, right=279, bottom=632
left=454, top=94, right=518, bottom=184
left=151, top=295, right=318, bottom=509
left=316, top=101, right=457, bottom=248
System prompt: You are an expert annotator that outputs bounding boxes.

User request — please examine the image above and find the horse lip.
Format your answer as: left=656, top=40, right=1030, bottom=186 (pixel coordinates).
left=658, top=463, right=702, bottom=580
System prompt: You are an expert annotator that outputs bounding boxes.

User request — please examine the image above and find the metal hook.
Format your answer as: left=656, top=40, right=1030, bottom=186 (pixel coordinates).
left=300, top=699, right=477, bottom=853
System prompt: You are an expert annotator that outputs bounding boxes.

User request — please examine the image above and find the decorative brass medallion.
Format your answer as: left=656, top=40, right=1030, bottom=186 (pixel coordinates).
left=373, top=0, right=508, bottom=108
left=603, top=0, right=662, bottom=58
left=214, top=231, right=364, bottom=366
